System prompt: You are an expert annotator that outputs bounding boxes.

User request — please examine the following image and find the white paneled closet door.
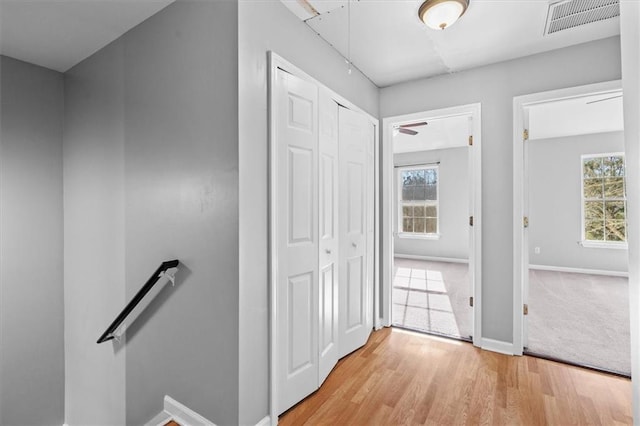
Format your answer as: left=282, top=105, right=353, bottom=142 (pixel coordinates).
left=338, top=106, right=374, bottom=358
left=274, top=68, right=374, bottom=415
left=274, top=69, right=320, bottom=414
left=318, top=91, right=340, bottom=386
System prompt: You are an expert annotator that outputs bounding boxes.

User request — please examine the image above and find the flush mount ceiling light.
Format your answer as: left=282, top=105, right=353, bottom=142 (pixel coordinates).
left=418, top=0, right=469, bottom=30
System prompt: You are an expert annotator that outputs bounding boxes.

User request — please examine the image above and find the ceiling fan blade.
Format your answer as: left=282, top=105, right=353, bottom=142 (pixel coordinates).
left=399, top=122, right=428, bottom=128
left=587, top=95, right=623, bottom=105
left=398, top=128, right=418, bottom=136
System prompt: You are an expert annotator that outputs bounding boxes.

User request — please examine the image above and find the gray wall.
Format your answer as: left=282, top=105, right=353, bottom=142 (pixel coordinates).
left=0, top=56, right=64, bottom=426
left=64, top=40, right=126, bottom=426
left=238, top=1, right=379, bottom=423
left=528, top=132, right=627, bottom=272
left=64, top=1, right=239, bottom=425
left=394, top=147, right=469, bottom=260
left=380, top=36, right=622, bottom=343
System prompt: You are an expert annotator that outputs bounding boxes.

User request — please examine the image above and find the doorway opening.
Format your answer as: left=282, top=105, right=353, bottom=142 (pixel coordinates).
left=513, top=81, right=630, bottom=376
left=382, top=104, right=481, bottom=346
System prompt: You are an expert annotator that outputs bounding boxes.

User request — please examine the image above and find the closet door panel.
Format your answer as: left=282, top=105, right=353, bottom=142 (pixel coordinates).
left=275, top=69, right=319, bottom=414
left=338, top=106, right=373, bottom=358
left=318, top=92, right=340, bottom=385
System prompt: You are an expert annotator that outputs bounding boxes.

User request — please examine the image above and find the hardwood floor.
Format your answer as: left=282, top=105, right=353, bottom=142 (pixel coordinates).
left=279, top=327, right=632, bottom=425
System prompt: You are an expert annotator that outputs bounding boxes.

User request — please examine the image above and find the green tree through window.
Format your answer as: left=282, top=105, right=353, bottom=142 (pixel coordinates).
left=582, top=154, right=626, bottom=243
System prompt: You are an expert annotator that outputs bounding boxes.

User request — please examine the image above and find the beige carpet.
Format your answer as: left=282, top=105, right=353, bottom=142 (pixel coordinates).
left=392, top=259, right=631, bottom=375
left=392, top=258, right=472, bottom=340
left=527, top=269, right=631, bottom=376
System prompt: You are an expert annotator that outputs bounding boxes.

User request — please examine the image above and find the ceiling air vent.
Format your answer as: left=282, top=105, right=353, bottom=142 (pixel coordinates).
left=544, top=0, right=619, bottom=35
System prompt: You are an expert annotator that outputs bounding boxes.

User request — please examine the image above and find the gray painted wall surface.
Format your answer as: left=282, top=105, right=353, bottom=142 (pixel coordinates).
left=528, top=132, right=627, bottom=272
left=64, top=40, right=126, bottom=426
left=0, top=55, right=64, bottom=426
left=64, top=1, right=239, bottom=424
left=380, top=36, right=622, bottom=343
left=394, top=147, right=469, bottom=260
left=239, top=1, right=379, bottom=423
left=124, top=2, right=238, bottom=424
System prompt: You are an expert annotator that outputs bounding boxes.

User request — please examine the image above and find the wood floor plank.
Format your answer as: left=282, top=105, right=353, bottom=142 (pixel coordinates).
left=279, top=327, right=632, bottom=425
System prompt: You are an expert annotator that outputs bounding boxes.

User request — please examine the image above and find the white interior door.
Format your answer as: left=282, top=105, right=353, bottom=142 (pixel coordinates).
left=338, top=106, right=374, bottom=358
left=318, top=92, right=339, bottom=385
left=275, top=69, right=319, bottom=414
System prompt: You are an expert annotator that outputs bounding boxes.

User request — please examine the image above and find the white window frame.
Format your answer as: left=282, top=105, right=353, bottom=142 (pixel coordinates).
left=396, top=164, right=439, bottom=239
left=580, top=152, right=628, bottom=249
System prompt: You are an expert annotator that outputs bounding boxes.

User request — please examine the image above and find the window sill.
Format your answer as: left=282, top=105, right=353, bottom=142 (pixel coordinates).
left=397, top=233, right=440, bottom=240
left=579, top=240, right=628, bottom=250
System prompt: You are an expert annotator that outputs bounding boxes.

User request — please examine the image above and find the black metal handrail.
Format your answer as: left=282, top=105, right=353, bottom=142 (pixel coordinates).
left=97, top=259, right=180, bottom=344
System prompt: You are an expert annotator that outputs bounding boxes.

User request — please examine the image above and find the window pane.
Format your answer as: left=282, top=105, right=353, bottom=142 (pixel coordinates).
left=414, top=170, right=426, bottom=185
left=605, top=201, right=625, bottom=221
left=414, top=205, right=425, bottom=217
left=425, top=218, right=437, bottom=234
left=583, top=158, right=603, bottom=178
left=413, top=186, right=427, bottom=200
left=604, top=177, right=625, bottom=198
left=605, top=220, right=626, bottom=242
left=414, top=218, right=426, bottom=233
left=402, top=186, right=413, bottom=200
left=425, top=205, right=437, bottom=218
left=401, top=171, right=414, bottom=186
left=585, top=220, right=605, bottom=241
left=402, top=205, right=413, bottom=218
left=583, top=178, right=603, bottom=199
left=425, top=184, right=437, bottom=201
left=425, top=169, right=437, bottom=185
left=584, top=201, right=604, bottom=221
left=603, top=156, right=625, bottom=177
left=402, top=218, right=413, bottom=233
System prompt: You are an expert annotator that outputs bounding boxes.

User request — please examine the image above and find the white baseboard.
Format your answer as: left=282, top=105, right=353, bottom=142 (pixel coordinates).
left=146, top=395, right=216, bottom=426
left=255, top=415, right=271, bottom=426
left=394, top=254, right=469, bottom=264
left=481, top=338, right=515, bottom=356
left=529, top=264, right=628, bottom=277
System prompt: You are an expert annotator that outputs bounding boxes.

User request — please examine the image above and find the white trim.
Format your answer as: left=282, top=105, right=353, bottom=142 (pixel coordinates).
left=145, top=395, right=216, bottom=426
left=396, top=163, right=440, bottom=236
left=397, top=233, right=440, bottom=240
left=268, top=51, right=379, bottom=425
left=580, top=152, right=627, bottom=244
left=394, top=254, right=469, bottom=264
left=513, top=80, right=623, bottom=357
left=481, top=338, right=515, bottom=356
left=529, top=264, right=628, bottom=277
left=580, top=240, right=628, bottom=249
left=255, top=416, right=271, bottom=426
left=146, top=412, right=172, bottom=426
left=383, top=103, right=482, bottom=347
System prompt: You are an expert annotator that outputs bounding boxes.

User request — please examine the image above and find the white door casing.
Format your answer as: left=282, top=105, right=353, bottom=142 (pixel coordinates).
left=382, top=103, right=482, bottom=346
left=275, top=69, right=319, bottom=413
left=318, top=91, right=340, bottom=385
left=512, top=80, right=622, bottom=355
left=338, top=106, right=374, bottom=358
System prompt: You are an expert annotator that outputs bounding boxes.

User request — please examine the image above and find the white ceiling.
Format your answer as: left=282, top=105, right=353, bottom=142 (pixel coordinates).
left=281, top=0, right=621, bottom=87
left=528, top=91, right=624, bottom=140
left=0, top=0, right=175, bottom=72
left=0, top=0, right=620, bottom=85
left=393, top=114, right=471, bottom=153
